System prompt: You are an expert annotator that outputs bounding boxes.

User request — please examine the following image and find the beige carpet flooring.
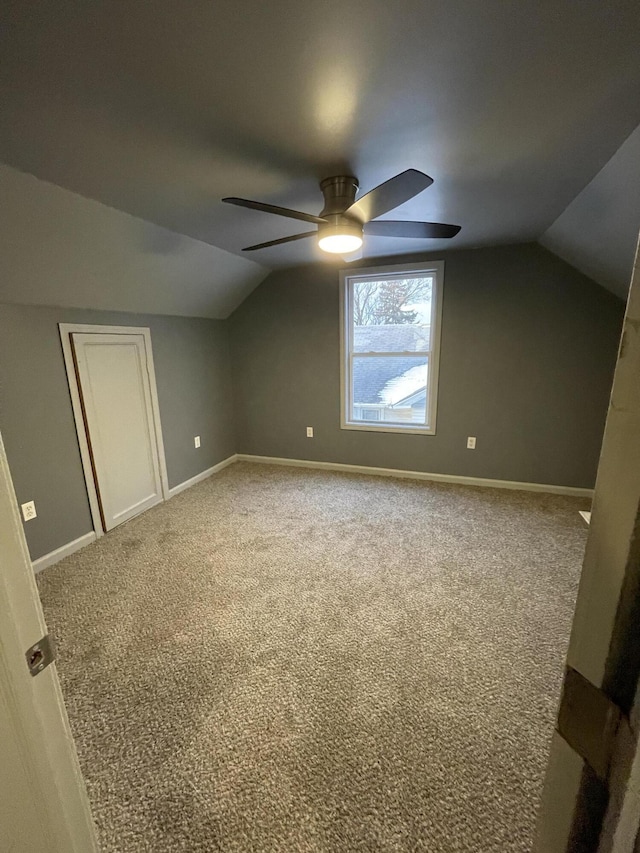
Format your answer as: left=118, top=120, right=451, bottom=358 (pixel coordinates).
left=37, top=462, right=588, bottom=852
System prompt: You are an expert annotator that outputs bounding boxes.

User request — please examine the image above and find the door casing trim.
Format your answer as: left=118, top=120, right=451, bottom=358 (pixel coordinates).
left=59, top=323, right=169, bottom=540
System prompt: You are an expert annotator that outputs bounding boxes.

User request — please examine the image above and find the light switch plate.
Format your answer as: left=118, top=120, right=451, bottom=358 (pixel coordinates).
left=306, top=427, right=314, bottom=438
left=467, top=436, right=476, bottom=449
left=194, top=436, right=201, bottom=448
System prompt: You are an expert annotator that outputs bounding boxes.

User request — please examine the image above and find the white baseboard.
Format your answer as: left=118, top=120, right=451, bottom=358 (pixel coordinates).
left=235, top=454, right=594, bottom=498
left=32, top=531, right=97, bottom=574
left=31, top=452, right=590, bottom=574
left=167, top=454, right=238, bottom=498
left=33, top=455, right=238, bottom=573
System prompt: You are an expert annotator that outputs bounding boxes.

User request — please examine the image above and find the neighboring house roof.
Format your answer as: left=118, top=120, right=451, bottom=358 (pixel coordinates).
left=353, top=324, right=430, bottom=353
left=380, top=364, right=428, bottom=407
left=352, top=356, right=423, bottom=404
left=352, top=325, right=430, bottom=406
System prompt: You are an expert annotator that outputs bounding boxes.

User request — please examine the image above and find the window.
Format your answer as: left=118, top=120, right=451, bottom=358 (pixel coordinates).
left=340, top=261, right=444, bottom=435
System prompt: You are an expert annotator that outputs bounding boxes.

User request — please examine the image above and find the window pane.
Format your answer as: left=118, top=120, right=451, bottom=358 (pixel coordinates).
left=351, top=355, right=428, bottom=426
left=352, top=276, right=433, bottom=353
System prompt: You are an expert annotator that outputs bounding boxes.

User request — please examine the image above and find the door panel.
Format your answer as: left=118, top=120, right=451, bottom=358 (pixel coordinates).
left=0, top=685, right=51, bottom=851
left=72, top=333, right=163, bottom=530
left=0, top=432, right=98, bottom=852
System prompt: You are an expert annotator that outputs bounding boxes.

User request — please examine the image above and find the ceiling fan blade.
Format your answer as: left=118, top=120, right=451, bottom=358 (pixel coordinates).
left=222, top=197, right=326, bottom=225
left=242, top=231, right=317, bottom=251
left=365, top=220, right=461, bottom=239
left=345, top=169, right=434, bottom=223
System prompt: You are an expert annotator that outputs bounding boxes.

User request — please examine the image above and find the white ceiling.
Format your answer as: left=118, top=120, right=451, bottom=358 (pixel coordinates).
left=1, top=0, right=639, bottom=301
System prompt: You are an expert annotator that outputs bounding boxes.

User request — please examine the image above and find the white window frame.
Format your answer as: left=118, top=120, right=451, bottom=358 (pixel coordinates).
left=340, top=260, right=444, bottom=435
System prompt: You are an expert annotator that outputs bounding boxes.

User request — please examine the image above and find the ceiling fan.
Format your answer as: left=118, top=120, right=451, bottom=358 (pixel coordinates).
left=222, top=169, right=460, bottom=256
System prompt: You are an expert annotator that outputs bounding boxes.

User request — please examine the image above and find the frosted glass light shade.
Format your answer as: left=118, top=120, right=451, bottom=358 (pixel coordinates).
left=318, top=222, right=363, bottom=254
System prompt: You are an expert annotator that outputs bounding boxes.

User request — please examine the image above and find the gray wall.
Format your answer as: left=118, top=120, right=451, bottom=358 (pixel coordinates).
left=0, top=304, right=235, bottom=560
left=0, top=242, right=625, bottom=561
left=229, top=243, right=624, bottom=489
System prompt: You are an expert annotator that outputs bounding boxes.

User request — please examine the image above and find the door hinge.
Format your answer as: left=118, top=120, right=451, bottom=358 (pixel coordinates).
left=558, top=666, right=622, bottom=780
left=25, top=634, right=56, bottom=677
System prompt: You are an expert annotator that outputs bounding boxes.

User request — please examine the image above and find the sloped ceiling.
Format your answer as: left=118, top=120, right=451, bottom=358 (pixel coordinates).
left=0, top=164, right=267, bottom=319
left=1, top=0, right=639, bottom=311
left=540, top=125, right=640, bottom=299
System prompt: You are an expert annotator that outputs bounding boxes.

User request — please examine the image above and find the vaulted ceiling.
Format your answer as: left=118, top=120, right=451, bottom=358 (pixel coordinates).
left=1, top=0, right=639, bottom=305
left=540, top=124, right=640, bottom=299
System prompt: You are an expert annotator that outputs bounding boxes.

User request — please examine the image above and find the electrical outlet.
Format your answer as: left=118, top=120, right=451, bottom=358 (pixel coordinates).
left=194, top=436, right=201, bottom=448
left=467, top=436, right=476, bottom=449
left=21, top=500, right=37, bottom=521
left=306, top=427, right=314, bottom=438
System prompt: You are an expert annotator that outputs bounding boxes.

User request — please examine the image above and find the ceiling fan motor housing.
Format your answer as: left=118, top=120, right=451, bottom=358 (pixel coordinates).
left=319, top=176, right=359, bottom=216
left=318, top=175, right=363, bottom=244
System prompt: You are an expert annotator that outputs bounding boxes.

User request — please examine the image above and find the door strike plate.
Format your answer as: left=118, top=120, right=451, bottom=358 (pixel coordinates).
left=25, top=634, right=56, bottom=677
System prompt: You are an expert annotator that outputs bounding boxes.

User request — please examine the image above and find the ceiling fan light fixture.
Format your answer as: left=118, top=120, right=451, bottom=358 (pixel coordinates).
left=318, top=222, right=363, bottom=254
left=224, top=169, right=460, bottom=254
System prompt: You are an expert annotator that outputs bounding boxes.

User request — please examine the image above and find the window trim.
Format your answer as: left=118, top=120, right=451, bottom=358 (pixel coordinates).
left=339, top=260, right=444, bottom=435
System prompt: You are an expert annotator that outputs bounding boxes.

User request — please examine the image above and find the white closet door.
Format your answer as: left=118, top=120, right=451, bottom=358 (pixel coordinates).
left=71, top=333, right=163, bottom=530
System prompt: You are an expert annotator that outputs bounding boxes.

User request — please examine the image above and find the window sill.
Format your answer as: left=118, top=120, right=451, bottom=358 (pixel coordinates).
left=341, top=421, right=435, bottom=436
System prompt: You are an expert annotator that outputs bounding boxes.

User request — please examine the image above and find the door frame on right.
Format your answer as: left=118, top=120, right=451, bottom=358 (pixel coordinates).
left=59, top=323, right=169, bottom=539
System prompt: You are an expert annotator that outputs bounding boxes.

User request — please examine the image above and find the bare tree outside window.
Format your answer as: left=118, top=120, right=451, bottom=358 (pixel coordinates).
left=352, top=277, right=432, bottom=326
